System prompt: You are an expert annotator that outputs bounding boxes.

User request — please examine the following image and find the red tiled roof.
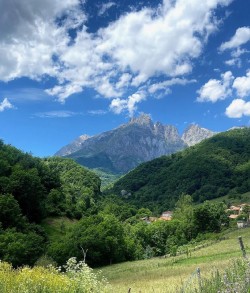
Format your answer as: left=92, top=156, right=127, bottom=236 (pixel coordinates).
left=230, top=206, right=241, bottom=211
left=229, top=214, right=239, bottom=219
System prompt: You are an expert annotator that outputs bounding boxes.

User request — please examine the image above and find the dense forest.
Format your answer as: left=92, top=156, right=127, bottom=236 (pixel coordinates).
left=109, top=128, right=250, bottom=212
left=0, top=128, right=249, bottom=268
left=0, top=141, right=101, bottom=266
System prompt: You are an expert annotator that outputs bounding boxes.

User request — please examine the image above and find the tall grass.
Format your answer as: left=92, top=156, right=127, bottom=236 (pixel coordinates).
left=180, top=259, right=250, bottom=292
left=100, top=227, right=250, bottom=292
left=0, top=257, right=110, bottom=293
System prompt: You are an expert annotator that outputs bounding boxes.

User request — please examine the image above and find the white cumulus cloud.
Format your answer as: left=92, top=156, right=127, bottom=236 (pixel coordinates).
left=0, top=98, right=14, bottom=112
left=110, top=92, right=146, bottom=116
left=0, top=0, right=84, bottom=82
left=50, top=0, right=232, bottom=107
left=225, top=99, right=250, bottom=118
left=224, top=58, right=241, bottom=67
left=97, top=0, right=231, bottom=84
left=220, top=27, right=250, bottom=51
left=197, top=71, right=234, bottom=103
left=220, top=27, right=250, bottom=68
left=233, top=70, right=250, bottom=98
left=0, top=0, right=233, bottom=115
left=149, top=78, right=196, bottom=94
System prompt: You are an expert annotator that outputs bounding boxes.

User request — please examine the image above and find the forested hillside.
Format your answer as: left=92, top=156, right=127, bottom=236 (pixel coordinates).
left=43, top=157, right=101, bottom=218
left=0, top=141, right=101, bottom=266
left=109, top=128, right=250, bottom=212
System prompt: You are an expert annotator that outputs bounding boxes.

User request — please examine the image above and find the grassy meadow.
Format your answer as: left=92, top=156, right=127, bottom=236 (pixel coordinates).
left=1, top=224, right=250, bottom=292
left=99, top=227, right=250, bottom=293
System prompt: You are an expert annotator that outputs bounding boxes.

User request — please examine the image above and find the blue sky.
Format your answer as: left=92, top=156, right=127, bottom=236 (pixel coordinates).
left=0, top=0, right=250, bottom=157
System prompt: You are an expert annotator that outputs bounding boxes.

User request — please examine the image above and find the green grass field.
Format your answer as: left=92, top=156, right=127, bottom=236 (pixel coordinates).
left=99, top=227, right=250, bottom=293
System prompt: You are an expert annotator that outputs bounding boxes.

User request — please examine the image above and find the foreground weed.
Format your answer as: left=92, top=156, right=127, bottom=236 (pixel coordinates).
left=0, top=258, right=110, bottom=293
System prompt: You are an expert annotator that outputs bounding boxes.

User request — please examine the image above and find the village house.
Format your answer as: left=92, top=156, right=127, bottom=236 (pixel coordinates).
left=227, top=204, right=250, bottom=228
left=227, top=204, right=250, bottom=219
left=140, top=211, right=173, bottom=224
left=227, top=205, right=241, bottom=219
left=237, top=221, right=247, bottom=229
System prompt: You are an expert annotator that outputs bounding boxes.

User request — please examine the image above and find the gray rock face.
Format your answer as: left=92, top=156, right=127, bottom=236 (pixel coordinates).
left=55, top=134, right=90, bottom=156
left=55, top=115, right=215, bottom=173
left=181, top=124, right=216, bottom=146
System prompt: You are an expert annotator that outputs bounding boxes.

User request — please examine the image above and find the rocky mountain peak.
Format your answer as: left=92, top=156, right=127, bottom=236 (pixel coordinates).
left=55, top=116, right=217, bottom=173
left=78, top=134, right=90, bottom=142
left=129, top=113, right=153, bottom=128
left=164, top=125, right=181, bottom=143
left=153, top=122, right=165, bottom=137
left=182, top=124, right=215, bottom=146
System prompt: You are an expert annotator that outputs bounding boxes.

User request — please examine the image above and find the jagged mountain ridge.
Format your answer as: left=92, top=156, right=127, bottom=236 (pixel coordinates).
left=56, top=134, right=90, bottom=157
left=55, top=114, right=215, bottom=173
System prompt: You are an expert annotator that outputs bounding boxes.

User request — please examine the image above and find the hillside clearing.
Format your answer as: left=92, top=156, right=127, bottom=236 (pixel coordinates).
left=41, top=217, right=78, bottom=241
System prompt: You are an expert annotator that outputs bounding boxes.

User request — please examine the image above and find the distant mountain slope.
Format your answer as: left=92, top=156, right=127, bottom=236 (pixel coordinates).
left=55, top=114, right=215, bottom=174
left=108, top=128, right=250, bottom=212
left=55, top=135, right=90, bottom=157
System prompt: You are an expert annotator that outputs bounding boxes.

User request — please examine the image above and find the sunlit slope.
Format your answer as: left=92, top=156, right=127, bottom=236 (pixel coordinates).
left=100, top=227, right=250, bottom=293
